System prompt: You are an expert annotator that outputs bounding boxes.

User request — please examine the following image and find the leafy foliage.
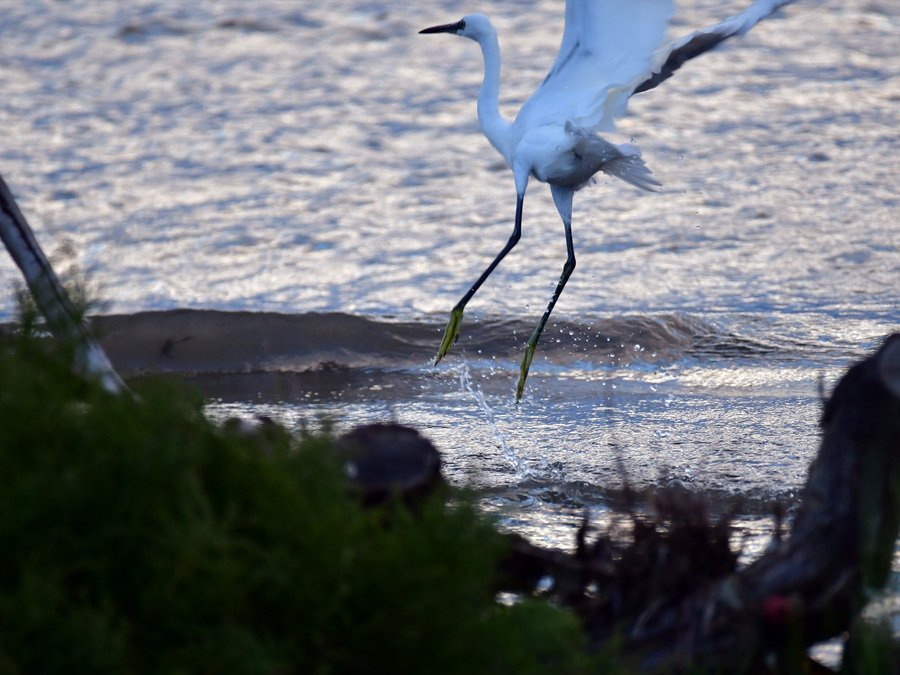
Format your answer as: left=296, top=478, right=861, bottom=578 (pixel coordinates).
left=0, top=334, right=593, bottom=674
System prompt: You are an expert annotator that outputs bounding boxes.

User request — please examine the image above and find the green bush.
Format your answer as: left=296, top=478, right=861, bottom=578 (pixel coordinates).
left=0, top=335, right=593, bottom=674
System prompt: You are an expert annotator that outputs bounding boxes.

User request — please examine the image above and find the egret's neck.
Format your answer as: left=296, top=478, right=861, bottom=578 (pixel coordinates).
left=475, top=29, right=512, bottom=164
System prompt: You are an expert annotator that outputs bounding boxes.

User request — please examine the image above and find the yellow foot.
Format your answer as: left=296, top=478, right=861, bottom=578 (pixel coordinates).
left=516, top=342, right=536, bottom=403
left=434, top=307, right=464, bottom=365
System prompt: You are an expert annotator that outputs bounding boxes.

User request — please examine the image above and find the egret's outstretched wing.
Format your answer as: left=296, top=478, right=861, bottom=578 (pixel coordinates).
left=514, top=0, right=675, bottom=134
left=515, top=0, right=795, bottom=136
left=634, top=0, right=795, bottom=95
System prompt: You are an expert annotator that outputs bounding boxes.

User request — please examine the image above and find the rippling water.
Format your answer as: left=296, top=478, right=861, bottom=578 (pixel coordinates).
left=1, top=0, right=898, bottom=640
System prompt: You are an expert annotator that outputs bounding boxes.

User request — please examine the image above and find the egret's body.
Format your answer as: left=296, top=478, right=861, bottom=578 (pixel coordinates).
left=421, top=0, right=795, bottom=400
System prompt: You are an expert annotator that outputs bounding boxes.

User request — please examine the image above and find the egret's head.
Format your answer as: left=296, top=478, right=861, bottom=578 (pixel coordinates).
left=419, top=14, right=493, bottom=42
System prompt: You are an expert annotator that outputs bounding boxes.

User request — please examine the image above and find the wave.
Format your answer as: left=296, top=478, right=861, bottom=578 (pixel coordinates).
left=81, top=309, right=789, bottom=377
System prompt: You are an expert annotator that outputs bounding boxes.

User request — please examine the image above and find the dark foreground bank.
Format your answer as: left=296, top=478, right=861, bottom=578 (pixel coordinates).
left=1, top=320, right=900, bottom=672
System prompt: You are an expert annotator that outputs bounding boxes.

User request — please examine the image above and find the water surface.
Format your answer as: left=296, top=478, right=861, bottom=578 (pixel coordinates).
left=1, top=0, right=898, bottom=637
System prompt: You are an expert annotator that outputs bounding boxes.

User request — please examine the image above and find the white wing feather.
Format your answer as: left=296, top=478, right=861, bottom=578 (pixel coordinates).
left=676, top=0, right=794, bottom=45
left=514, top=0, right=675, bottom=134
left=635, top=0, right=796, bottom=95
left=514, top=0, right=795, bottom=137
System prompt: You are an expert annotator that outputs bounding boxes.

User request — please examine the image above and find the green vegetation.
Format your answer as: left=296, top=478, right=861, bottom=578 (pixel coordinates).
left=2, top=319, right=898, bottom=674
left=0, top=331, right=594, bottom=674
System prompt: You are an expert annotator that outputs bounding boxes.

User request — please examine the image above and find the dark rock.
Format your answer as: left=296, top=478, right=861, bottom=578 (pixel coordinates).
left=335, top=423, right=444, bottom=508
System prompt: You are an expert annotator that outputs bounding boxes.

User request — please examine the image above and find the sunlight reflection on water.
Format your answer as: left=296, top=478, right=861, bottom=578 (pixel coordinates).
left=1, top=1, right=898, bottom=653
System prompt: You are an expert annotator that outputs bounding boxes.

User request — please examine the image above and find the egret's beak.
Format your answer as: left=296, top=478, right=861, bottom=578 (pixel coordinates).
left=419, top=20, right=464, bottom=35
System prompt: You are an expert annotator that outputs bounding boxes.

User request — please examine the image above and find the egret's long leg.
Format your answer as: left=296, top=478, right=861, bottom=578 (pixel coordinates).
left=435, top=193, right=524, bottom=364
left=516, top=185, right=575, bottom=401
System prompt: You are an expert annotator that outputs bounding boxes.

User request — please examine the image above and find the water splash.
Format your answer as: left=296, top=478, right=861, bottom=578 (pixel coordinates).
left=454, top=359, right=526, bottom=475
left=454, top=359, right=570, bottom=485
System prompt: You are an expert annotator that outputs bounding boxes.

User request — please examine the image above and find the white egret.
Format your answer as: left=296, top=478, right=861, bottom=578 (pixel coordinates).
left=421, top=0, right=795, bottom=401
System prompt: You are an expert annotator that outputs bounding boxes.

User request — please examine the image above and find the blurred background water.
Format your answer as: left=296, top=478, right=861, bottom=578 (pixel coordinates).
left=0, top=0, right=898, bottom=639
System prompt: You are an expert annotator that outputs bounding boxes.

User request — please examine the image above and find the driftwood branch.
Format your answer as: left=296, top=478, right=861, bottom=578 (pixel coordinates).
left=0, top=174, right=125, bottom=393
left=496, top=334, right=900, bottom=671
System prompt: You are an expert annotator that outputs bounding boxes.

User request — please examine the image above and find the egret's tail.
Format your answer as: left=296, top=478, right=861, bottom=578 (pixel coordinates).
left=601, top=153, right=662, bottom=192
